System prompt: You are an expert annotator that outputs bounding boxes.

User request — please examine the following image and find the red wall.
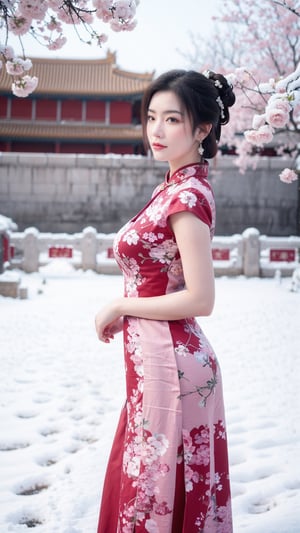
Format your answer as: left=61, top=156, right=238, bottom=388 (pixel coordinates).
left=11, top=141, right=55, bottom=152
left=113, top=143, right=134, bottom=154
left=0, top=139, right=141, bottom=154
left=36, top=99, right=57, bottom=120
left=86, top=100, right=105, bottom=122
left=61, top=100, right=82, bottom=120
left=11, top=98, right=32, bottom=119
left=0, top=95, right=139, bottom=153
left=0, top=96, right=8, bottom=118
left=0, top=141, right=10, bottom=151
left=59, top=142, right=105, bottom=154
left=110, top=101, right=132, bottom=124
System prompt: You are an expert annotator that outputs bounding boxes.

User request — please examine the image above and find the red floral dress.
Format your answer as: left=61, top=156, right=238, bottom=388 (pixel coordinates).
left=97, top=162, right=232, bottom=533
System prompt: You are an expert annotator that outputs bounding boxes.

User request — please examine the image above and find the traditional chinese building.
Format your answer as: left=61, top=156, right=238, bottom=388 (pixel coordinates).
left=0, top=51, right=154, bottom=155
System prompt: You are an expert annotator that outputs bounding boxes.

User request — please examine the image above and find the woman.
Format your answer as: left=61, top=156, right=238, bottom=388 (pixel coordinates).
left=95, top=69, right=236, bottom=532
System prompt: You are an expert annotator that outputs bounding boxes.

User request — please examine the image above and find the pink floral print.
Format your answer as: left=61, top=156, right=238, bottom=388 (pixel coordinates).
left=97, top=163, right=232, bottom=532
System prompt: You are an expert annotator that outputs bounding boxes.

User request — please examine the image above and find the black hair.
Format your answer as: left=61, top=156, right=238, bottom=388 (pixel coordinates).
left=141, top=69, right=236, bottom=159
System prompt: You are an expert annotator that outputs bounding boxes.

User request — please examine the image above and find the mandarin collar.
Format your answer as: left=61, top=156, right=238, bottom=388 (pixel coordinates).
left=165, top=161, right=209, bottom=185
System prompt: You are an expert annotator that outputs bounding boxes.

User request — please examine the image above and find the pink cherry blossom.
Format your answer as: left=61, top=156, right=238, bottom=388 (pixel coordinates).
left=115, top=0, right=136, bottom=20
left=96, top=33, right=108, bottom=44
left=58, top=9, right=80, bottom=24
left=47, top=0, right=63, bottom=8
left=244, top=125, right=273, bottom=146
left=0, top=45, right=15, bottom=60
left=279, top=168, right=298, bottom=184
left=267, top=96, right=291, bottom=114
left=82, top=12, right=94, bottom=23
left=5, top=57, right=32, bottom=76
left=18, top=0, right=47, bottom=20
left=93, top=0, right=114, bottom=9
left=252, top=113, right=266, bottom=129
left=258, top=79, right=276, bottom=93
left=47, top=36, right=67, bottom=51
left=8, top=14, right=32, bottom=36
left=1, top=0, right=139, bottom=97
left=94, top=0, right=115, bottom=21
left=255, top=125, right=274, bottom=144
left=234, top=67, right=251, bottom=84
left=244, top=129, right=261, bottom=145
left=116, top=19, right=137, bottom=31
left=210, top=1, right=299, bottom=185
left=109, top=19, right=124, bottom=31
left=6, top=59, right=22, bottom=76
left=46, top=18, right=63, bottom=32
left=12, top=75, right=38, bottom=97
left=265, top=107, right=290, bottom=128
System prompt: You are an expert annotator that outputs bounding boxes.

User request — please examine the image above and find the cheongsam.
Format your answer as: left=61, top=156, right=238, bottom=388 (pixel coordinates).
left=97, top=162, right=232, bottom=533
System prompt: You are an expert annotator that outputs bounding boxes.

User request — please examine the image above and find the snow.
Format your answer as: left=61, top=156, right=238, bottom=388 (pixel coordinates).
left=0, top=214, right=18, bottom=232
left=0, top=261, right=299, bottom=532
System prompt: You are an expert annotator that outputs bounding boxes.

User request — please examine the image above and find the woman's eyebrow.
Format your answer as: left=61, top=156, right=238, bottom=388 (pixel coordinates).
left=148, top=108, right=184, bottom=116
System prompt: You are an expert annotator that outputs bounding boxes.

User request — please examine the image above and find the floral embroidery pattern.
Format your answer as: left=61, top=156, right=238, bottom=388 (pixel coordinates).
left=178, top=422, right=231, bottom=531
left=99, top=164, right=232, bottom=532
left=148, top=240, right=178, bottom=265
left=179, top=190, right=197, bottom=208
left=123, top=229, right=139, bottom=245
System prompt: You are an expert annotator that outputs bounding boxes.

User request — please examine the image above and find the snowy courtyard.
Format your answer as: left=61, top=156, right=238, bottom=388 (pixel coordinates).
left=0, top=263, right=299, bottom=532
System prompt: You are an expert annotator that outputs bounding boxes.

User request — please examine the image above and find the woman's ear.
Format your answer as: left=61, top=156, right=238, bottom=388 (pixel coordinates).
left=196, top=123, right=212, bottom=141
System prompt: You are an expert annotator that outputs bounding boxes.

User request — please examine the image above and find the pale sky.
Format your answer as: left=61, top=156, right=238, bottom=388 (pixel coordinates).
left=8, top=0, right=221, bottom=75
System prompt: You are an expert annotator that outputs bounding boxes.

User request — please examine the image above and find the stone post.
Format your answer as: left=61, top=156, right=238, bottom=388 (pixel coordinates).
left=81, top=226, right=97, bottom=271
left=23, top=227, right=40, bottom=273
left=242, top=227, right=260, bottom=277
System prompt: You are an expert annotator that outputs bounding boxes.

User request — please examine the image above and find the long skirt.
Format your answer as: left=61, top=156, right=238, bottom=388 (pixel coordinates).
left=97, top=317, right=232, bottom=532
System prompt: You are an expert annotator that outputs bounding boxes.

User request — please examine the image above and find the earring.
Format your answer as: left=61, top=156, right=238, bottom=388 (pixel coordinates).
left=198, top=142, right=204, bottom=156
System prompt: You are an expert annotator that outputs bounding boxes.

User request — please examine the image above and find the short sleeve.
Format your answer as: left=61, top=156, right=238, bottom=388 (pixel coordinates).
left=166, top=187, right=213, bottom=229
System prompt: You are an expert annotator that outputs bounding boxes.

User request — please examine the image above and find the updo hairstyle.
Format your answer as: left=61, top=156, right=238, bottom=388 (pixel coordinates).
left=141, top=69, right=236, bottom=159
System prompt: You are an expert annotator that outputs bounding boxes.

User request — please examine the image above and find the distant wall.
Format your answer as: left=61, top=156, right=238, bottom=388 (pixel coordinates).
left=210, top=157, right=298, bottom=236
left=0, top=152, right=298, bottom=235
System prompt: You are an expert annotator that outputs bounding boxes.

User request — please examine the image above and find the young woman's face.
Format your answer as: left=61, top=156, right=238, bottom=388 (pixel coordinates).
left=146, top=90, right=201, bottom=174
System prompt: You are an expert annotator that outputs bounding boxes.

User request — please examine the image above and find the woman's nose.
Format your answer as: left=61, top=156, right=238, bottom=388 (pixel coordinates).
left=152, top=120, right=163, bottom=138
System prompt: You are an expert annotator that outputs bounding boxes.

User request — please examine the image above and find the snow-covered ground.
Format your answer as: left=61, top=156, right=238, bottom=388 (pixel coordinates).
left=0, top=262, right=299, bottom=533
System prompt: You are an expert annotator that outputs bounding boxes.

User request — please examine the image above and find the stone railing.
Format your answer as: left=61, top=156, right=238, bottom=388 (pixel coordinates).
left=9, top=226, right=119, bottom=274
left=8, top=226, right=300, bottom=278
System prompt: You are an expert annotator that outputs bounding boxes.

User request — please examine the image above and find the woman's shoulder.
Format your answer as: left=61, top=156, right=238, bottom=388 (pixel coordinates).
left=168, top=175, right=214, bottom=204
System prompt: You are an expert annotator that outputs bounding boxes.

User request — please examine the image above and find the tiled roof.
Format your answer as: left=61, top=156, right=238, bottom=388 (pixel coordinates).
left=0, top=120, right=143, bottom=141
left=0, top=51, right=154, bottom=96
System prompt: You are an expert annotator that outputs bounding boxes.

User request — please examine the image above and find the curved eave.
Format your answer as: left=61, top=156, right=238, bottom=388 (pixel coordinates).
left=0, top=121, right=143, bottom=141
left=0, top=55, right=154, bottom=97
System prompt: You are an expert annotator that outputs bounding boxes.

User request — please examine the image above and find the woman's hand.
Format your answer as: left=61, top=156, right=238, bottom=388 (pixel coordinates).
left=95, top=300, right=124, bottom=343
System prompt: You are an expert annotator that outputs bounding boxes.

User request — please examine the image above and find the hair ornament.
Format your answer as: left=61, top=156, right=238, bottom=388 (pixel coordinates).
left=214, top=79, right=223, bottom=89
left=216, top=96, right=225, bottom=119
left=202, top=69, right=222, bottom=88
left=202, top=69, right=225, bottom=118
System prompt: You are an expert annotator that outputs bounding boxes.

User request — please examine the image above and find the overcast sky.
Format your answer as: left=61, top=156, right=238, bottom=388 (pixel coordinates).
left=9, top=0, right=221, bottom=75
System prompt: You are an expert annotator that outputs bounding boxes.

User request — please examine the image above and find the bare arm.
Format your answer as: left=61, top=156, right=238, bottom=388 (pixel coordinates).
left=95, top=211, right=215, bottom=341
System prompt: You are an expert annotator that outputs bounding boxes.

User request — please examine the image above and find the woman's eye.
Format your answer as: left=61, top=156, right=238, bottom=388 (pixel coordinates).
left=166, top=116, right=179, bottom=123
left=147, top=115, right=155, bottom=121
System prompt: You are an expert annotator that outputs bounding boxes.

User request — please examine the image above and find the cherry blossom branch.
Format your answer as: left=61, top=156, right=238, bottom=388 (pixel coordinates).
left=271, top=0, right=300, bottom=17
left=179, top=0, right=300, bottom=184
left=0, top=0, right=139, bottom=97
left=227, top=65, right=300, bottom=183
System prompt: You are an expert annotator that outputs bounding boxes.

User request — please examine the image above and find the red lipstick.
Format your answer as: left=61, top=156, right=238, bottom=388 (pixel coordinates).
left=152, top=143, right=167, bottom=151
